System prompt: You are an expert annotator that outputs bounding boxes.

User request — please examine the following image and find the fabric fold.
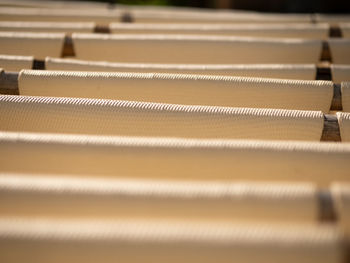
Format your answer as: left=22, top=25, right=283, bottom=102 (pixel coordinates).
left=72, top=33, right=323, bottom=64
left=339, top=23, right=350, bottom=38
left=0, top=32, right=65, bottom=59
left=0, top=173, right=319, bottom=222
left=331, top=183, right=350, bottom=236
left=0, top=7, right=122, bottom=24
left=0, top=218, right=343, bottom=263
left=331, top=65, right=350, bottom=83
left=0, top=21, right=95, bottom=33
left=0, top=95, right=325, bottom=140
left=45, top=57, right=317, bottom=80
left=18, top=70, right=333, bottom=112
left=340, top=82, right=350, bottom=112
left=0, top=54, right=33, bottom=71
left=130, top=10, right=312, bottom=23
left=328, top=39, right=350, bottom=64
left=110, top=23, right=329, bottom=39
left=336, top=112, right=350, bottom=141
left=0, top=131, right=349, bottom=185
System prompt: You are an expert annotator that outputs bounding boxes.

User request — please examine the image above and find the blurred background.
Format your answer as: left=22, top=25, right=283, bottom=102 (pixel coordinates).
left=89, top=0, right=350, bottom=13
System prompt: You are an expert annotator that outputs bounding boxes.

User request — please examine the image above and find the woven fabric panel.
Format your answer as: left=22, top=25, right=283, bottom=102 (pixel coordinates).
left=1, top=132, right=349, bottom=185
left=0, top=0, right=110, bottom=9
left=331, top=183, right=350, bottom=236
left=0, top=32, right=64, bottom=59
left=315, top=14, right=350, bottom=26
left=0, top=7, right=122, bottom=24
left=0, top=54, right=33, bottom=71
left=339, top=23, right=350, bottom=38
left=0, top=218, right=343, bottom=263
left=331, top=65, right=350, bottom=83
left=0, top=95, right=325, bottom=141
left=341, top=82, right=350, bottom=112
left=0, top=173, right=318, bottom=222
left=337, top=112, right=350, bottom=141
left=72, top=34, right=323, bottom=64
left=45, top=57, right=317, bottom=80
left=130, top=10, right=312, bottom=24
left=110, top=23, right=329, bottom=39
left=18, top=70, right=333, bottom=112
left=0, top=21, right=95, bottom=33
left=328, top=39, right=350, bottom=64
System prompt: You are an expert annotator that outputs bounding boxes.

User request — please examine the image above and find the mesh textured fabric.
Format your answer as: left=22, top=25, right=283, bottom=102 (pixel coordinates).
left=72, top=33, right=323, bottom=64
left=339, top=23, right=350, bottom=38
left=0, top=95, right=325, bottom=141
left=0, top=218, right=343, bottom=263
left=0, top=54, right=33, bottom=71
left=0, top=0, right=110, bottom=9
left=0, top=32, right=64, bottom=59
left=328, top=39, right=350, bottom=64
left=110, top=23, right=329, bottom=39
left=130, top=10, right=312, bottom=24
left=315, top=14, right=350, bottom=26
left=45, top=57, right=317, bottom=80
left=340, top=82, right=350, bottom=112
left=331, top=183, right=350, bottom=236
left=0, top=7, right=123, bottom=24
left=0, top=173, right=319, bottom=222
left=0, top=2, right=349, bottom=263
left=18, top=70, right=333, bottom=112
left=337, top=112, right=350, bottom=141
left=0, top=21, right=95, bottom=33
left=0, top=132, right=349, bottom=186
left=331, top=65, right=350, bottom=83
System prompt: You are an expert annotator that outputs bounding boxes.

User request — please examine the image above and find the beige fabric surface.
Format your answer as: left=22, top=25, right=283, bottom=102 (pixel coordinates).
left=0, top=7, right=122, bottom=24
left=328, top=39, right=350, bottom=64
left=337, top=112, right=350, bottom=141
left=331, top=65, right=350, bottom=83
left=0, top=32, right=64, bottom=60
left=45, top=57, right=317, bottom=80
left=331, top=183, right=350, bottom=236
left=110, top=23, right=329, bottom=39
left=0, top=21, right=95, bottom=33
left=340, top=82, right=350, bottom=112
left=72, top=33, right=323, bottom=64
left=0, top=218, right=343, bottom=263
left=339, top=23, right=350, bottom=38
left=0, top=132, right=349, bottom=185
left=130, top=10, right=312, bottom=24
left=0, top=54, right=33, bottom=71
left=0, top=0, right=110, bottom=9
left=0, top=95, right=325, bottom=141
left=18, top=70, right=333, bottom=112
left=315, top=14, right=350, bottom=26
left=0, top=173, right=319, bottom=222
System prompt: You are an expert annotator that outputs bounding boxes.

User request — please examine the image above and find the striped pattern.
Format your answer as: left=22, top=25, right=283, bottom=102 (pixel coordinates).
left=72, top=33, right=323, bottom=64
left=18, top=70, right=333, bottom=112
left=0, top=1, right=350, bottom=262
left=45, top=57, right=318, bottom=80
left=0, top=95, right=325, bottom=140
